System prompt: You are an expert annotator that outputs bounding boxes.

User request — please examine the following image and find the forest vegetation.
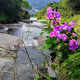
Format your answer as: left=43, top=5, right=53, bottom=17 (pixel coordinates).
left=0, top=0, right=32, bottom=23
left=35, top=0, right=80, bottom=35
left=34, top=0, right=80, bottom=23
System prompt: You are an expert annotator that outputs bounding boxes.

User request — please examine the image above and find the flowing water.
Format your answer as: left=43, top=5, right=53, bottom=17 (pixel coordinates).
left=7, top=18, right=51, bottom=65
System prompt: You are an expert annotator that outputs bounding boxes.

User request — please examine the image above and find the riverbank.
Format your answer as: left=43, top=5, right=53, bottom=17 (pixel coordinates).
left=0, top=17, right=48, bottom=51
left=0, top=19, right=48, bottom=46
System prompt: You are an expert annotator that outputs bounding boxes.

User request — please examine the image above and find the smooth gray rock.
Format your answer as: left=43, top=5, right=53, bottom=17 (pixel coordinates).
left=0, top=57, right=35, bottom=80
left=0, top=33, right=23, bottom=51
left=33, top=35, right=49, bottom=46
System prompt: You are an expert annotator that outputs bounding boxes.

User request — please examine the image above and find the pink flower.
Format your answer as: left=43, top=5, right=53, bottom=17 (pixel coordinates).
left=50, top=31, right=58, bottom=37
left=69, top=39, right=75, bottom=46
left=69, top=39, right=79, bottom=50
left=62, top=35, right=67, bottom=41
left=47, top=7, right=54, bottom=13
left=69, top=21, right=75, bottom=26
left=57, top=18, right=61, bottom=21
left=72, top=33, right=77, bottom=37
left=75, top=40, right=79, bottom=45
left=54, top=26, right=59, bottom=31
left=67, top=25, right=72, bottom=31
left=56, top=33, right=62, bottom=39
left=50, top=32, right=54, bottom=37
left=52, top=20, right=56, bottom=25
left=55, top=12, right=61, bottom=18
left=53, top=9, right=56, bottom=13
left=54, top=25, right=63, bottom=31
left=46, top=7, right=54, bottom=20
left=63, top=22, right=68, bottom=30
left=47, top=7, right=52, bottom=11
left=46, top=13, right=54, bottom=19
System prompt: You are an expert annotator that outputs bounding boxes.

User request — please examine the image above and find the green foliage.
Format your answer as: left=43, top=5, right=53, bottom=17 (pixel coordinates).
left=34, top=7, right=47, bottom=20
left=0, top=0, right=32, bottom=22
left=40, top=32, right=45, bottom=35
left=0, top=11, right=9, bottom=20
left=34, top=77, right=42, bottom=80
left=60, top=52, right=80, bottom=80
left=37, top=6, right=80, bottom=80
left=37, top=44, right=51, bottom=50
left=35, top=0, right=80, bottom=24
left=21, top=0, right=32, bottom=9
left=43, top=73, right=57, bottom=80
left=40, top=21, right=48, bottom=24
left=35, top=73, right=57, bottom=80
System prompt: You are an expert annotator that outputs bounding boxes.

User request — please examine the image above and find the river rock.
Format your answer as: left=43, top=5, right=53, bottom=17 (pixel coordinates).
left=0, top=33, right=23, bottom=51
left=22, top=20, right=33, bottom=24
left=0, top=57, right=35, bottom=80
left=33, top=35, right=49, bottom=45
left=25, top=24, right=46, bottom=29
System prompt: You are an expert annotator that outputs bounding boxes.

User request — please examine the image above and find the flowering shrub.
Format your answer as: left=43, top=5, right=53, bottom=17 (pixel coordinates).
left=36, top=7, right=80, bottom=80
left=40, top=7, right=80, bottom=63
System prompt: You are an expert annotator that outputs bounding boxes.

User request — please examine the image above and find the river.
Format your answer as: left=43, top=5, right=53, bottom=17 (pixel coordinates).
left=6, top=17, right=51, bottom=65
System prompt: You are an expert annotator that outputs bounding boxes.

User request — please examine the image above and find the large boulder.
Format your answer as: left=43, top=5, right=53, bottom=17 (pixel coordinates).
left=0, top=33, right=23, bottom=51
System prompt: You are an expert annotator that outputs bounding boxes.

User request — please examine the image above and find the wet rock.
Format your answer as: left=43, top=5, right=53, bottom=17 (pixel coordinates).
left=0, top=24, right=22, bottom=27
left=22, top=20, right=33, bottom=24
left=25, top=24, right=46, bottom=29
left=33, top=35, right=49, bottom=45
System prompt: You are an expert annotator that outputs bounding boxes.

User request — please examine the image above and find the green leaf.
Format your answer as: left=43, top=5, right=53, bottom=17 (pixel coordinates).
left=60, top=30, right=67, bottom=33
left=53, top=45, right=59, bottom=50
left=72, top=69, right=80, bottom=79
left=34, top=77, right=42, bottom=80
left=48, top=21, right=51, bottom=29
left=51, top=64, right=56, bottom=70
left=46, top=36, right=49, bottom=38
left=43, top=61, right=47, bottom=66
left=37, top=46, right=43, bottom=50
left=44, top=73, right=50, bottom=77
left=50, top=77, right=57, bottom=80
left=44, top=73, right=57, bottom=80
left=73, top=36, right=77, bottom=40
left=72, top=65, right=80, bottom=75
left=40, top=32, right=44, bottom=35
left=47, top=31, right=51, bottom=34
left=42, top=28, right=49, bottom=32
left=46, top=38, right=52, bottom=45
left=43, top=45, right=51, bottom=50
left=52, top=39, right=56, bottom=44
left=70, top=28, right=74, bottom=33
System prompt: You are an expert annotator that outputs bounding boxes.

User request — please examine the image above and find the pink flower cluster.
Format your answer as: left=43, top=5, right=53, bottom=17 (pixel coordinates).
left=46, top=7, right=61, bottom=20
left=69, top=39, right=79, bottom=50
left=50, top=31, right=67, bottom=41
left=47, top=7, right=79, bottom=50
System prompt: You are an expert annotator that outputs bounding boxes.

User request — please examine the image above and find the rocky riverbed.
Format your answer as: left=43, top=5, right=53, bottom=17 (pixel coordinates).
left=0, top=19, right=56, bottom=80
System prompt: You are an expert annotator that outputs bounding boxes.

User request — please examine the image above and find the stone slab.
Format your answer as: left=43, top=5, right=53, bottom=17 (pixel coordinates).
left=0, top=33, right=23, bottom=50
